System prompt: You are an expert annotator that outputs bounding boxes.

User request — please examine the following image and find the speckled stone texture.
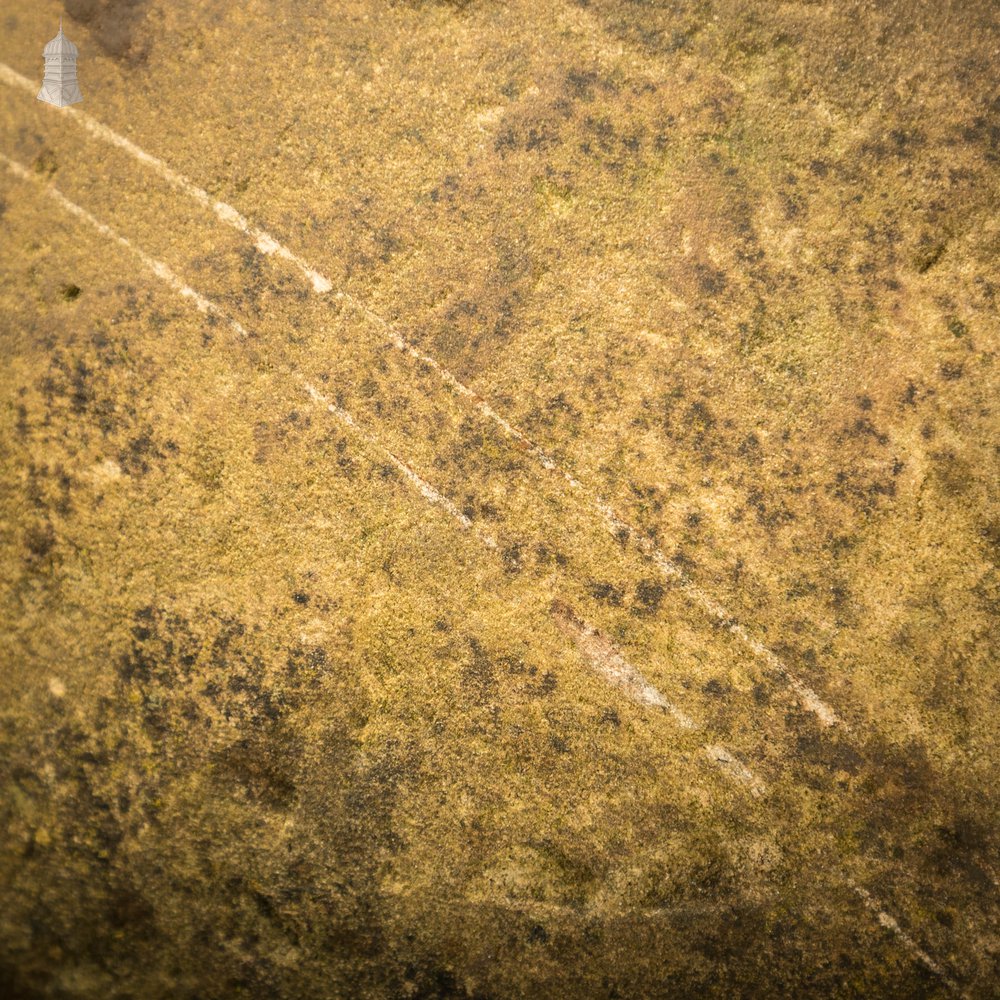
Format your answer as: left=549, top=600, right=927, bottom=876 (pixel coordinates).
left=0, top=1, right=997, bottom=998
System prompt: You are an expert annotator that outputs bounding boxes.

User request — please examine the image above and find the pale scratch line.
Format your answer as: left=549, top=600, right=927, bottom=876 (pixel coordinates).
left=301, top=384, right=764, bottom=805
left=1, top=56, right=840, bottom=727
left=552, top=600, right=698, bottom=727
left=333, top=295, right=844, bottom=728
left=702, top=744, right=767, bottom=798
left=0, top=62, right=332, bottom=294
left=298, top=381, right=773, bottom=801
left=552, top=584, right=961, bottom=990
left=853, top=884, right=969, bottom=998
left=307, top=377, right=769, bottom=802
left=302, top=381, right=497, bottom=551
left=0, top=153, right=248, bottom=338
left=551, top=601, right=767, bottom=798
left=0, top=142, right=486, bottom=554
left=442, top=891, right=725, bottom=921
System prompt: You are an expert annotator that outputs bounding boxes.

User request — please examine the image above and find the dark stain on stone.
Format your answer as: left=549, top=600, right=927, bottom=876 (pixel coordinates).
left=214, top=726, right=300, bottom=809
left=587, top=580, right=624, bottom=606
left=633, top=578, right=665, bottom=616
left=64, top=0, right=151, bottom=65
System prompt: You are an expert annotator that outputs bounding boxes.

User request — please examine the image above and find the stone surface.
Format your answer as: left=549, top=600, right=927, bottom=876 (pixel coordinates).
left=0, top=1, right=997, bottom=997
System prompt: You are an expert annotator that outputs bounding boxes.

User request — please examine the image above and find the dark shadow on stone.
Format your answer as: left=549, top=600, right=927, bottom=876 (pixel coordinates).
left=64, top=0, right=150, bottom=65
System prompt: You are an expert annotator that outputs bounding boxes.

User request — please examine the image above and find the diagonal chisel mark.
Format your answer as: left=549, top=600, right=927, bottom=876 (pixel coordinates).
left=0, top=153, right=249, bottom=339
left=0, top=62, right=332, bottom=294
left=853, top=884, right=971, bottom=1000
left=302, top=380, right=498, bottom=551
left=551, top=600, right=767, bottom=799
